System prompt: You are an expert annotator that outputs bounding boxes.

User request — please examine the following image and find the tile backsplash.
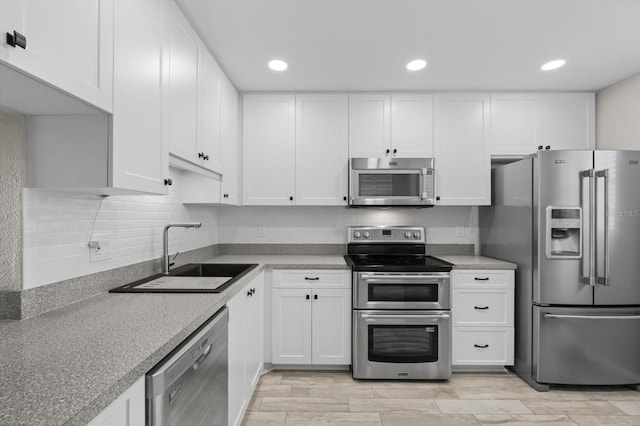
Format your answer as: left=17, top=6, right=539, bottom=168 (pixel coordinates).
left=22, top=169, right=218, bottom=289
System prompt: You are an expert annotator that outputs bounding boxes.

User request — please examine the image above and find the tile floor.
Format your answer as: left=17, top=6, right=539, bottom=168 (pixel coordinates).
left=242, top=370, right=640, bottom=425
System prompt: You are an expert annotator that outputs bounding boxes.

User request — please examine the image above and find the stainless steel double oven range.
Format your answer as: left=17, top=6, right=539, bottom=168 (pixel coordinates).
left=345, top=226, right=453, bottom=380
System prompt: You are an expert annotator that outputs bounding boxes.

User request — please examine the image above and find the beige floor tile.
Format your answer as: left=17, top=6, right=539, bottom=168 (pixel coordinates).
left=372, top=385, right=458, bottom=399
left=290, top=384, right=374, bottom=399
left=247, top=396, right=262, bottom=412
left=454, top=384, right=541, bottom=400
left=349, top=398, right=440, bottom=413
left=381, top=412, right=479, bottom=425
left=242, top=411, right=286, bottom=426
left=610, top=401, right=640, bottom=415
left=280, top=371, right=355, bottom=385
left=570, top=415, right=640, bottom=425
left=260, top=372, right=284, bottom=385
left=522, top=400, right=625, bottom=416
left=580, top=389, right=640, bottom=401
left=259, top=396, right=349, bottom=412
left=436, top=399, right=532, bottom=415
left=474, top=414, right=576, bottom=425
left=285, top=412, right=382, bottom=425
left=256, top=384, right=293, bottom=398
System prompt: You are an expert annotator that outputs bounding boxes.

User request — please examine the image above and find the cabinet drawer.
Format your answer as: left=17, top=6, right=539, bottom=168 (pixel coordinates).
left=272, top=270, right=349, bottom=288
left=452, top=288, right=514, bottom=326
left=452, top=327, right=514, bottom=366
left=452, top=270, right=513, bottom=288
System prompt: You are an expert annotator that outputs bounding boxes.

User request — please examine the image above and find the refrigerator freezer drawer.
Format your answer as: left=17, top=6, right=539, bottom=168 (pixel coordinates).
left=534, top=306, right=640, bottom=385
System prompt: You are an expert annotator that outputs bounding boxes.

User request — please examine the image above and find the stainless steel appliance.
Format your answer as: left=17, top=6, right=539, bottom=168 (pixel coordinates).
left=345, top=226, right=453, bottom=380
left=146, top=307, right=228, bottom=425
left=480, top=150, right=640, bottom=390
left=349, top=158, right=436, bottom=207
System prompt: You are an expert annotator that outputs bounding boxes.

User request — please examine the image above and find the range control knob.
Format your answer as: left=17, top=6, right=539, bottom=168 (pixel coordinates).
left=354, top=231, right=361, bottom=238
left=414, top=231, right=421, bottom=238
left=404, top=231, right=411, bottom=238
left=363, top=231, right=370, bottom=238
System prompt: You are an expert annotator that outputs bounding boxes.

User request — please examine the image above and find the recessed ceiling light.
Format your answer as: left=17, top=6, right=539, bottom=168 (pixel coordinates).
left=268, top=59, right=288, bottom=71
left=406, top=59, right=427, bottom=71
left=541, top=59, right=566, bottom=71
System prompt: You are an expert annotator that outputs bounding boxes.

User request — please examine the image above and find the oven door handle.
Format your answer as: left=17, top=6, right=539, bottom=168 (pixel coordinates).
left=360, top=274, right=449, bottom=280
left=360, top=314, right=450, bottom=320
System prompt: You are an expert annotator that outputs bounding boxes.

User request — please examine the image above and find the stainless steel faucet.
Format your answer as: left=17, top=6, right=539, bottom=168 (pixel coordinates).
left=163, top=222, right=202, bottom=274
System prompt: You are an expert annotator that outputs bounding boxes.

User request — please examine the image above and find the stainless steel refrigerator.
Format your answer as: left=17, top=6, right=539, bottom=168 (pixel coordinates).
left=480, top=150, right=640, bottom=391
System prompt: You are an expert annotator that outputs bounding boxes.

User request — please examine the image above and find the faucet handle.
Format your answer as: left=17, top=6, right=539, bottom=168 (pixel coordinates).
left=169, top=251, right=180, bottom=268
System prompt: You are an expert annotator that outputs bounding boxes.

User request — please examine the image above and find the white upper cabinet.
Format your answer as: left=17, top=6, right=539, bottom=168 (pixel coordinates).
left=111, top=0, right=169, bottom=195
left=243, top=94, right=296, bottom=205
left=295, top=94, right=349, bottom=206
left=434, top=94, right=491, bottom=206
left=491, top=93, right=595, bottom=156
left=220, top=77, right=242, bottom=205
left=167, top=2, right=199, bottom=165
left=490, top=94, right=542, bottom=157
left=542, top=93, right=595, bottom=151
left=198, top=51, right=222, bottom=173
left=348, top=94, right=391, bottom=157
left=349, top=93, right=433, bottom=158
left=0, top=0, right=113, bottom=112
left=391, top=94, right=434, bottom=157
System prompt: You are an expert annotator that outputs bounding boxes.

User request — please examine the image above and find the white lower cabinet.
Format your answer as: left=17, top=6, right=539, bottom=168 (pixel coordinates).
left=87, top=376, right=144, bottom=426
left=451, top=269, right=515, bottom=367
left=228, top=272, right=264, bottom=426
left=271, top=270, right=351, bottom=365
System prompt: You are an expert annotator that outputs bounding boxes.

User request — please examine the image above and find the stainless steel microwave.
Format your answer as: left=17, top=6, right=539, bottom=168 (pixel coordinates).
left=348, top=157, right=436, bottom=207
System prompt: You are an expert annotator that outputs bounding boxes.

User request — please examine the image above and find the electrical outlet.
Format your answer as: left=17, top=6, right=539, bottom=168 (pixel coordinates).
left=256, top=225, right=265, bottom=238
left=89, top=232, right=112, bottom=263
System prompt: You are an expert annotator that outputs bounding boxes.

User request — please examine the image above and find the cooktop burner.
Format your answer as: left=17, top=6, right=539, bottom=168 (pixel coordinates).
left=344, top=254, right=452, bottom=272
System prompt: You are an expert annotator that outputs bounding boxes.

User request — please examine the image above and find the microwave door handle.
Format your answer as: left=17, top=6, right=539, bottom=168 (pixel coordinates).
left=580, top=169, right=596, bottom=286
left=595, top=169, right=610, bottom=286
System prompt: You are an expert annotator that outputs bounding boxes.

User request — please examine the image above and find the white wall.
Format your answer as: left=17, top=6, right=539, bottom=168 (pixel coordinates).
left=22, top=169, right=218, bottom=289
left=596, top=71, right=640, bottom=150
left=218, top=205, right=478, bottom=246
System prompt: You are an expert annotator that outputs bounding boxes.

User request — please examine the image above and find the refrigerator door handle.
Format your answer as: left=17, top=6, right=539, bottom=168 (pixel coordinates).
left=595, top=169, right=610, bottom=286
left=544, top=314, right=640, bottom=320
left=580, top=169, right=596, bottom=286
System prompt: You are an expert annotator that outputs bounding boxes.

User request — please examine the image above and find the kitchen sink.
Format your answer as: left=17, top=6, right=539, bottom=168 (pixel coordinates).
left=109, top=263, right=259, bottom=293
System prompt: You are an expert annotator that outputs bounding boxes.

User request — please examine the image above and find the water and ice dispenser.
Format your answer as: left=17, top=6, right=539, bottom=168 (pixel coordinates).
left=545, top=207, right=582, bottom=259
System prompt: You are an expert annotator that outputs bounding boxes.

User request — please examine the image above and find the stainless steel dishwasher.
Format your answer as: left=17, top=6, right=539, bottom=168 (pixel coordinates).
left=146, top=307, right=228, bottom=426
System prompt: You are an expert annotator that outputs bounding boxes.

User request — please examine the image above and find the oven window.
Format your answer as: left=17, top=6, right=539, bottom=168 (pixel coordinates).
left=368, top=325, right=438, bottom=363
left=358, top=174, right=420, bottom=197
left=368, top=284, right=439, bottom=303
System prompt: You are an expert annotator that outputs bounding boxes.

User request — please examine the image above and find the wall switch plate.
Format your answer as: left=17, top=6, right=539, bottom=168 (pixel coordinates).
left=89, top=232, right=112, bottom=263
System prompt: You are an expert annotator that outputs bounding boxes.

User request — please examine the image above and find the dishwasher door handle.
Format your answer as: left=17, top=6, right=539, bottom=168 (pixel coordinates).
left=193, top=344, right=212, bottom=370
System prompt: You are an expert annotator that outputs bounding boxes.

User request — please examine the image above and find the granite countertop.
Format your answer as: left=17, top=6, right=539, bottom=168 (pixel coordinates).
left=0, top=255, right=347, bottom=426
left=437, top=255, right=517, bottom=270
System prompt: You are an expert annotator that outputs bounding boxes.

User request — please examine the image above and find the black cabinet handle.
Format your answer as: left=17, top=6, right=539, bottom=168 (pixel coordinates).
left=393, top=149, right=397, bottom=154
left=436, top=196, right=440, bottom=201
left=386, top=149, right=390, bottom=154
left=343, top=196, right=347, bottom=201
left=545, top=146, right=551, bottom=150
left=538, top=145, right=543, bottom=150
left=251, top=288, right=256, bottom=294
left=305, top=294, right=310, bottom=300
left=164, top=178, right=173, bottom=186
left=247, top=290, right=252, bottom=297
left=289, top=196, right=293, bottom=201
left=305, top=277, right=320, bottom=281
left=198, top=152, right=205, bottom=159
left=474, top=277, right=489, bottom=281
left=474, top=344, right=489, bottom=349
left=6, top=31, right=26, bottom=49
left=314, top=294, right=318, bottom=300
left=474, top=306, right=489, bottom=310
left=203, top=154, right=209, bottom=161
left=223, top=194, right=229, bottom=199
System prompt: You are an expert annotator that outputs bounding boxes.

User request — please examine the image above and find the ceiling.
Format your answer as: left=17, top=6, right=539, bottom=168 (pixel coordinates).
left=177, top=0, right=640, bottom=92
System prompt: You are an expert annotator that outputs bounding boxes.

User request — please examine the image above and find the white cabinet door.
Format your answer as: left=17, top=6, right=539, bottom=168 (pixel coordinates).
left=434, top=94, right=491, bottom=206
left=348, top=94, right=391, bottom=157
left=311, top=288, right=351, bottom=364
left=272, top=288, right=312, bottom=364
left=391, top=94, right=434, bottom=157
left=295, top=94, right=348, bottom=206
left=167, top=2, right=199, bottom=164
left=228, top=289, right=247, bottom=426
left=246, top=273, right=264, bottom=391
left=111, top=0, right=169, bottom=195
left=220, top=78, right=241, bottom=205
left=243, top=94, right=296, bottom=205
left=0, top=0, right=113, bottom=112
left=542, top=93, right=595, bottom=150
left=490, top=94, right=542, bottom=157
left=199, top=51, right=222, bottom=173
left=87, top=376, right=144, bottom=426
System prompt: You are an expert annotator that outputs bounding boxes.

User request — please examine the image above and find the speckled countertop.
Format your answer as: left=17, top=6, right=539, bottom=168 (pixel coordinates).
left=437, top=255, right=517, bottom=270
left=0, top=253, right=520, bottom=425
left=0, top=256, right=347, bottom=426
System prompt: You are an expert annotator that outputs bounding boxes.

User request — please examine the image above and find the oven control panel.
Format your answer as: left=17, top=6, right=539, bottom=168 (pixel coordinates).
left=348, top=226, right=425, bottom=243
